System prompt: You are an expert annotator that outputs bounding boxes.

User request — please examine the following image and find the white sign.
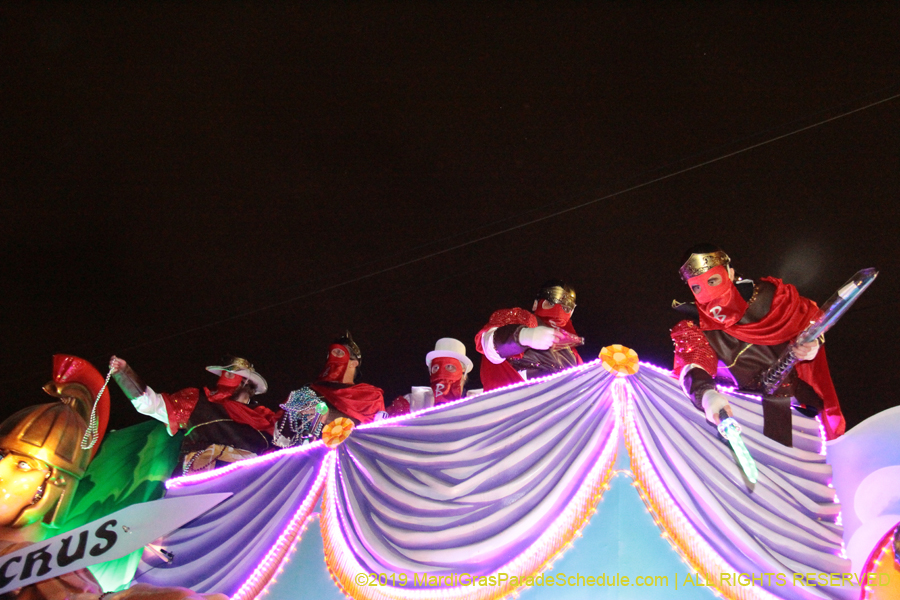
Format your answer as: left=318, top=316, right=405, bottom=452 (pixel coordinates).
left=0, top=493, right=231, bottom=595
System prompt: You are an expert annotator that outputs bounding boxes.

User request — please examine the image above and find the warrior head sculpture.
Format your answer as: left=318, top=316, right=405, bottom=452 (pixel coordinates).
left=0, top=355, right=109, bottom=528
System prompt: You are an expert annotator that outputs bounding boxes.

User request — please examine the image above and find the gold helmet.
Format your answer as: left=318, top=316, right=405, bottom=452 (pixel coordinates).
left=0, top=355, right=109, bottom=527
left=679, top=244, right=731, bottom=281
left=536, top=280, right=577, bottom=311
left=334, top=331, right=362, bottom=362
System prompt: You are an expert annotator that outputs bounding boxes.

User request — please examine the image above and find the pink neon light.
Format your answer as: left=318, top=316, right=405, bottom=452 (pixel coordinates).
left=861, top=527, right=897, bottom=599
left=250, top=513, right=317, bottom=599
left=637, top=361, right=675, bottom=377
left=359, top=358, right=612, bottom=429
left=321, top=373, right=619, bottom=600
left=815, top=414, right=828, bottom=456
left=167, top=438, right=328, bottom=488
left=620, top=377, right=782, bottom=600
left=231, top=452, right=333, bottom=600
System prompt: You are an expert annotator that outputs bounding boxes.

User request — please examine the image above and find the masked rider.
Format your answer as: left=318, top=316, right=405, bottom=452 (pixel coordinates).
left=670, top=244, right=846, bottom=444
left=385, top=338, right=475, bottom=416
left=273, top=333, right=385, bottom=447
left=475, top=280, right=583, bottom=391
left=110, top=356, right=281, bottom=474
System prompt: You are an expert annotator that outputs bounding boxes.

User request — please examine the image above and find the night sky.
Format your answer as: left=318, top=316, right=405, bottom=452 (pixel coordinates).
left=2, top=3, right=898, bottom=433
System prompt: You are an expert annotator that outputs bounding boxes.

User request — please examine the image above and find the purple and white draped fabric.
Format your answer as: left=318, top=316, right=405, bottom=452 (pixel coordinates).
left=135, top=444, right=330, bottom=597
left=624, top=365, right=855, bottom=600
left=130, top=358, right=857, bottom=600
left=322, top=364, right=619, bottom=596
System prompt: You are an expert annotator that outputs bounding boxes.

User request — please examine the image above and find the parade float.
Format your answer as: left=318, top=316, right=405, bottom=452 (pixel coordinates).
left=121, top=349, right=897, bottom=600
left=3, top=344, right=898, bottom=600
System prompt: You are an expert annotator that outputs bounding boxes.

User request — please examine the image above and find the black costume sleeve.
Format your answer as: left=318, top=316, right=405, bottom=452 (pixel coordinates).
left=682, top=367, right=717, bottom=410
left=492, top=324, right=528, bottom=358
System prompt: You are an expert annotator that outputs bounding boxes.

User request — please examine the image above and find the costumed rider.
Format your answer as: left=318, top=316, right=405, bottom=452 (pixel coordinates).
left=0, top=354, right=224, bottom=600
left=109, top=356, right=282, bottom=475
left=385, top=338, right=476, bottom=417
left=273, top=332, right=384, bottom=448
left=670, top=244, right=846, bottom=445
left=475, top=280, right=584, bottom=391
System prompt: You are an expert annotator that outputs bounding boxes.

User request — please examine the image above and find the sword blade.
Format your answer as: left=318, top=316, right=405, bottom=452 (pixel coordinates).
left=718, top=414, right=759, bottom=484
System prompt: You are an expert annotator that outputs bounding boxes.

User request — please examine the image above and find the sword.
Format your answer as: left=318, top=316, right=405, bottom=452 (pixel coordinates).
left=717, top=409, right=758, bottom=484
left=0, top=493, right=231, bottom=595
left=761, top=268, right=878, bottom=395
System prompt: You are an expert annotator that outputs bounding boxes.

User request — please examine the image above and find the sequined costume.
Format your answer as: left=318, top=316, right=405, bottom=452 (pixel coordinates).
left=671, top=277, right=845, bottom=443
left=131, top=386, right=280, bottom=473
left=475, top=308, right=582, bottom=391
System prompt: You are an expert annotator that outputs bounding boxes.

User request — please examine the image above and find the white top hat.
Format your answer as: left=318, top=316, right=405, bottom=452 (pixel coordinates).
left=206, top=357, right=268, bottom=394
left=425, top=338, right=473, bottom=374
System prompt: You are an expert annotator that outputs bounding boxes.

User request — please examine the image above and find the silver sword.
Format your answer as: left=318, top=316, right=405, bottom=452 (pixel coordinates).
left=761, top=268, right=878, bottom=395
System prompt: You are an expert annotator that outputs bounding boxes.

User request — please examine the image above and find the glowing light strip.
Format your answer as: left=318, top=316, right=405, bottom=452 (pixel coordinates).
left=231, top=452, right=333, bottom=600
left=620, top=378, right=781, bottom=600
left=359, top=358, right=609, bottom=429
left=167, top=439, right=327, bottom=488
left=715, top=383, right=831, bottom=462
left=637, top=361, right=675, bottom=377
left=635, top=363, right=846, bottom=569
left=860, top=524, right=899, bottom=600
left=320, top=385, right=619, bottom=600
left=815, top=415, right=828, bottom=456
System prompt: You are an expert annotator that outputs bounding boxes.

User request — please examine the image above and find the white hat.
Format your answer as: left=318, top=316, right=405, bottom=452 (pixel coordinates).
left=206, top=357, right=268, bottom=395
left=425, top=338, right=473, bottom=374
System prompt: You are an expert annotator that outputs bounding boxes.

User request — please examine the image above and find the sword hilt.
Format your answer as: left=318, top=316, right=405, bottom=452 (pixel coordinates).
left=761, top=347, right=799, bottom=395
left=717, top=409, right=741, bottom=437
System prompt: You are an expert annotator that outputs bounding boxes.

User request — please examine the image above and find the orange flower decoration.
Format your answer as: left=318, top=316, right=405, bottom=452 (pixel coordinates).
left=599, top=344, right=640, bottom=376
left=321, top=417, right=354, bottom=448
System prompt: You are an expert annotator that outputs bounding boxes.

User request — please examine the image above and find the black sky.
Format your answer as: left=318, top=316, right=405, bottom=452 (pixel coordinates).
left=2, top=3, right=898, bottom=432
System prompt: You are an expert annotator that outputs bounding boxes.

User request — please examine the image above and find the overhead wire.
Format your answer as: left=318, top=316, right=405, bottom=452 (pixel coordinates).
left=1, top=87, right=897, bottom=386
left=109, top=88, right=900, bottom=354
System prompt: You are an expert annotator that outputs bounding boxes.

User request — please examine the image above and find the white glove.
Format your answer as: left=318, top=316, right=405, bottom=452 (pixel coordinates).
left=701, top=389, right=733, bottom=425
left=517, top=326, right=559, bottom=350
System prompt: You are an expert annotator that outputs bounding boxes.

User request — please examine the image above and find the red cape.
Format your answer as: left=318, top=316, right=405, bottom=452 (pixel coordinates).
left=310, top=382, right=385, bottom=424
left=163, top=387, right=283, bottom=435
left=704, top=277, right=845, bottom=439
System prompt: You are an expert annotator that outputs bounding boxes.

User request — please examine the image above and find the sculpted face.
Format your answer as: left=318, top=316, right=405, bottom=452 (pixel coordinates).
left=0, top=451, right=50, bottom=527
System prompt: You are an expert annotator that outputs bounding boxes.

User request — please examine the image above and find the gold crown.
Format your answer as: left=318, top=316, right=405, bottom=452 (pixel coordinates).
left=679, top=250, right=730, bottom=280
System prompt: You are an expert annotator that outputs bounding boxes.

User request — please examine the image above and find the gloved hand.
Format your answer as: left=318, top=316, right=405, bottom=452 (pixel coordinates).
left=701, top=389, right=734, bottom=425
left=793, top=339, right=819, bottom=361
left=109, top=355, right=128, bottom=373
left=517, top=326, right=561, bottom=350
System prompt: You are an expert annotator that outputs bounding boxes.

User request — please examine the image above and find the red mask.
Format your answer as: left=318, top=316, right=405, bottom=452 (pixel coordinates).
left=687, top=266, right=747, bottom=329
left=534, top=302, right=573, bottom=328
left=318, top=344, right=351, bottom=382
left=429, top=357, right=464, bottom=403
left=207, top=371, right=246, bottom=402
